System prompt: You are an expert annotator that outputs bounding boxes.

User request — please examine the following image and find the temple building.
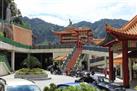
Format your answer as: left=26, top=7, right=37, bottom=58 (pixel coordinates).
left=53, top=26, right=93, bottom=47
left=99, top=15, right=137, bottom=88
left=53, top=24, right=95, bottom=73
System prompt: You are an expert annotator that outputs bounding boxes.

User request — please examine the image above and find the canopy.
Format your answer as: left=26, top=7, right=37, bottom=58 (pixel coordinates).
left=54, top=55, right=66, bottom=61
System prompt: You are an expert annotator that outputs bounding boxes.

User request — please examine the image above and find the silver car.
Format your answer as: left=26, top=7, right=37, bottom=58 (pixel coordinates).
left=0, top=78, right=41, bottom=91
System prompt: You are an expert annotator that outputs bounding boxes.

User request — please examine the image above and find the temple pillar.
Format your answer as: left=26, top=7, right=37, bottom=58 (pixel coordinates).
left=87, top=31, right=89, bottom=43
left=11, top=51, right=15, bottom=72
left=122, top=40, right=129, bottom=88
left=60, top=35, right=62, bottom=43
left=109, top=46, right=113, bottom=81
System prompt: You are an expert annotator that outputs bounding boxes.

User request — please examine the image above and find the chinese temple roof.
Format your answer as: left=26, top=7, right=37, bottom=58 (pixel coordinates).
left=98, top=15, right=137, bottom=47
left=98, top=33, right=116, bottom=47
left=92, top=38, right=104, bottom=45
left=54, top=54, right=66, bottom=61
left=53, top=25, right=91, bottom=35
left=106, top=15, right=137, bottom=40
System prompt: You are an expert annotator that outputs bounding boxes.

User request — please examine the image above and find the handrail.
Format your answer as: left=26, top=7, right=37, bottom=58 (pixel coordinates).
left=61, top=46, right=76, bottom=71
left=73, top=54, right=87, bottom=71
left=83, top=46, right=108, bottom=52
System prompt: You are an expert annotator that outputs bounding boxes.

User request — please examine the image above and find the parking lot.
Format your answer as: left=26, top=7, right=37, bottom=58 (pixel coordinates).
left=1, top=72, right=77, bottom=91
left=1, top=72, right=136, bottom=91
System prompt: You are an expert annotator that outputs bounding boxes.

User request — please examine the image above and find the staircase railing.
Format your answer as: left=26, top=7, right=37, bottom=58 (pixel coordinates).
left=61, top=46, right=76, bottom=71
left=73, top=54, right=87, bottom=71
left=64, top=48, right=82, bottom=73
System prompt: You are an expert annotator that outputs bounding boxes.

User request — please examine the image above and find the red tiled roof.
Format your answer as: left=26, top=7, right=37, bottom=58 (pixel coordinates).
left=106, top=15, right=137, bottom=40
left=53, top=26, right=92, bottom=35
left=92, top=38, right=104, bottom=45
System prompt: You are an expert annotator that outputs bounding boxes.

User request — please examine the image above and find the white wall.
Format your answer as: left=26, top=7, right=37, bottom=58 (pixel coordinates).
left=0, top=62, right=10, bottom=76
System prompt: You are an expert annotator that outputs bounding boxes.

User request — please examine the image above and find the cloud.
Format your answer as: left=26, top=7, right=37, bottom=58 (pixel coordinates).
left=15, top=0, right=137, bottom=26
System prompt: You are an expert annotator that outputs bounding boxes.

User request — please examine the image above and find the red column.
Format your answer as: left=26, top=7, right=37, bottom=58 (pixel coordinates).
left=76, top=32, right=79, bottom=48
left=122, top=40, right=129, bottom=88
left=109, top=47, right=113, bottom=81
left=60, top=35, right=62, bottom=43
left=87, top=31, right=89, bottom=43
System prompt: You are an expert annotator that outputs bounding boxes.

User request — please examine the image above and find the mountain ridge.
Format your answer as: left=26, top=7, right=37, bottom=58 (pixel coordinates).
left=22, top=17, right=127, bottom=45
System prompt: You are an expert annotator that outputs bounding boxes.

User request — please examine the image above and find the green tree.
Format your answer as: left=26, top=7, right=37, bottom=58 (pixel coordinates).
left=22, top=55, right=41, bottom=69
left=0, top=0, right=21, bottom=20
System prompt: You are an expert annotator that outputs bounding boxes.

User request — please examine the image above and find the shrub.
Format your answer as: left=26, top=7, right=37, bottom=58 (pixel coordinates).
left=43, top=82, right=100, bottom=91
left=16, top=68, right=47, bottom=75
left=43, top=83, right=57, bottom=91
left=135, top=86, right=137, bottom=90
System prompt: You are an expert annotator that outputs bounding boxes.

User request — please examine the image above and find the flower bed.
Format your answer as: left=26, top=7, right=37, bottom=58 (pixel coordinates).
left=15, top=68, right=51, bottom=80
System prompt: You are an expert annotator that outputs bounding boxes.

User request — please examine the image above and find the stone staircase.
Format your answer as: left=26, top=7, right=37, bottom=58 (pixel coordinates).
left=64, top=48, right=82, bottom=73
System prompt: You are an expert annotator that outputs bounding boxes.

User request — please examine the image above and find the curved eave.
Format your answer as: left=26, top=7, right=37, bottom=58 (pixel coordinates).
left=98, top=33, right=116, bottom=47
left=53, top=31, right=76, bottom=35
left=108, top=31, right=137, bottom=40
left=122, top=15, right=137, bottom=30
left=92, top=39, right=104, bottom=45
left=75, top=29, right=91, bottom=32
left=106, top=24, right=137, bottom=40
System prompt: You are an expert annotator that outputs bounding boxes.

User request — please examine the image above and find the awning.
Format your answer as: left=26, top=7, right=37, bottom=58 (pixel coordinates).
left=54, top=55, right=66, bottom=61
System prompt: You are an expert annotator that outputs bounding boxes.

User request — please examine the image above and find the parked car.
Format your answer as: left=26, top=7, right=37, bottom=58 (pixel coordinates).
left=57, top=82, right=80, bottom=89
left=94, top=76, right=126, bottom=91
left=75, top=72, right=125, bottom=91
left=0, top=78, right=41, bottom=91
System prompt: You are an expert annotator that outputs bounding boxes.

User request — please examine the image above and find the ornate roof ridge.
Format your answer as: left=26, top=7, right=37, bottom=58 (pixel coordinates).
left=106, top=15, right=137, bottom=33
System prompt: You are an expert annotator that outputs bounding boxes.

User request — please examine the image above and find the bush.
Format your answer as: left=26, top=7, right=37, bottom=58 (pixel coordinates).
left=43, top=83, right=100, bottom=91
left=43, top=83, right=57, bottom=91
left=15, top=68, right=47, bottom=75
left=135, top=86, right=137, bottom=91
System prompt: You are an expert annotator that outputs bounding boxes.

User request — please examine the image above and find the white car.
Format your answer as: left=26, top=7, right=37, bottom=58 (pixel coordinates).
left=0, top=78, right=41, bottom=91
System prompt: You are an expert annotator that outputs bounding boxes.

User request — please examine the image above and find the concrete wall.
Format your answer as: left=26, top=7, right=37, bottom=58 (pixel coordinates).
left=82, top=50, right=108, bottom=57
left=12, top=25, right=32, bottom=46
left=0, top=62, right=10, bottom=76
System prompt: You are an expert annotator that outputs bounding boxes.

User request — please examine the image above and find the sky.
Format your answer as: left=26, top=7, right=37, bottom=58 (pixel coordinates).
left=14, top=0, right=137, bottom=26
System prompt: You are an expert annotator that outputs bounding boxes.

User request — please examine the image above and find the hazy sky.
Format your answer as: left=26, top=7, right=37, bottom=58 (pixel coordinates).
left=14, top=0, right=137, bottom=26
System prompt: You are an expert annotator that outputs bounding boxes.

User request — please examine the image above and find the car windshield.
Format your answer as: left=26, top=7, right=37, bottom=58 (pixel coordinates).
left=7, top=85, right=41, bottom=91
